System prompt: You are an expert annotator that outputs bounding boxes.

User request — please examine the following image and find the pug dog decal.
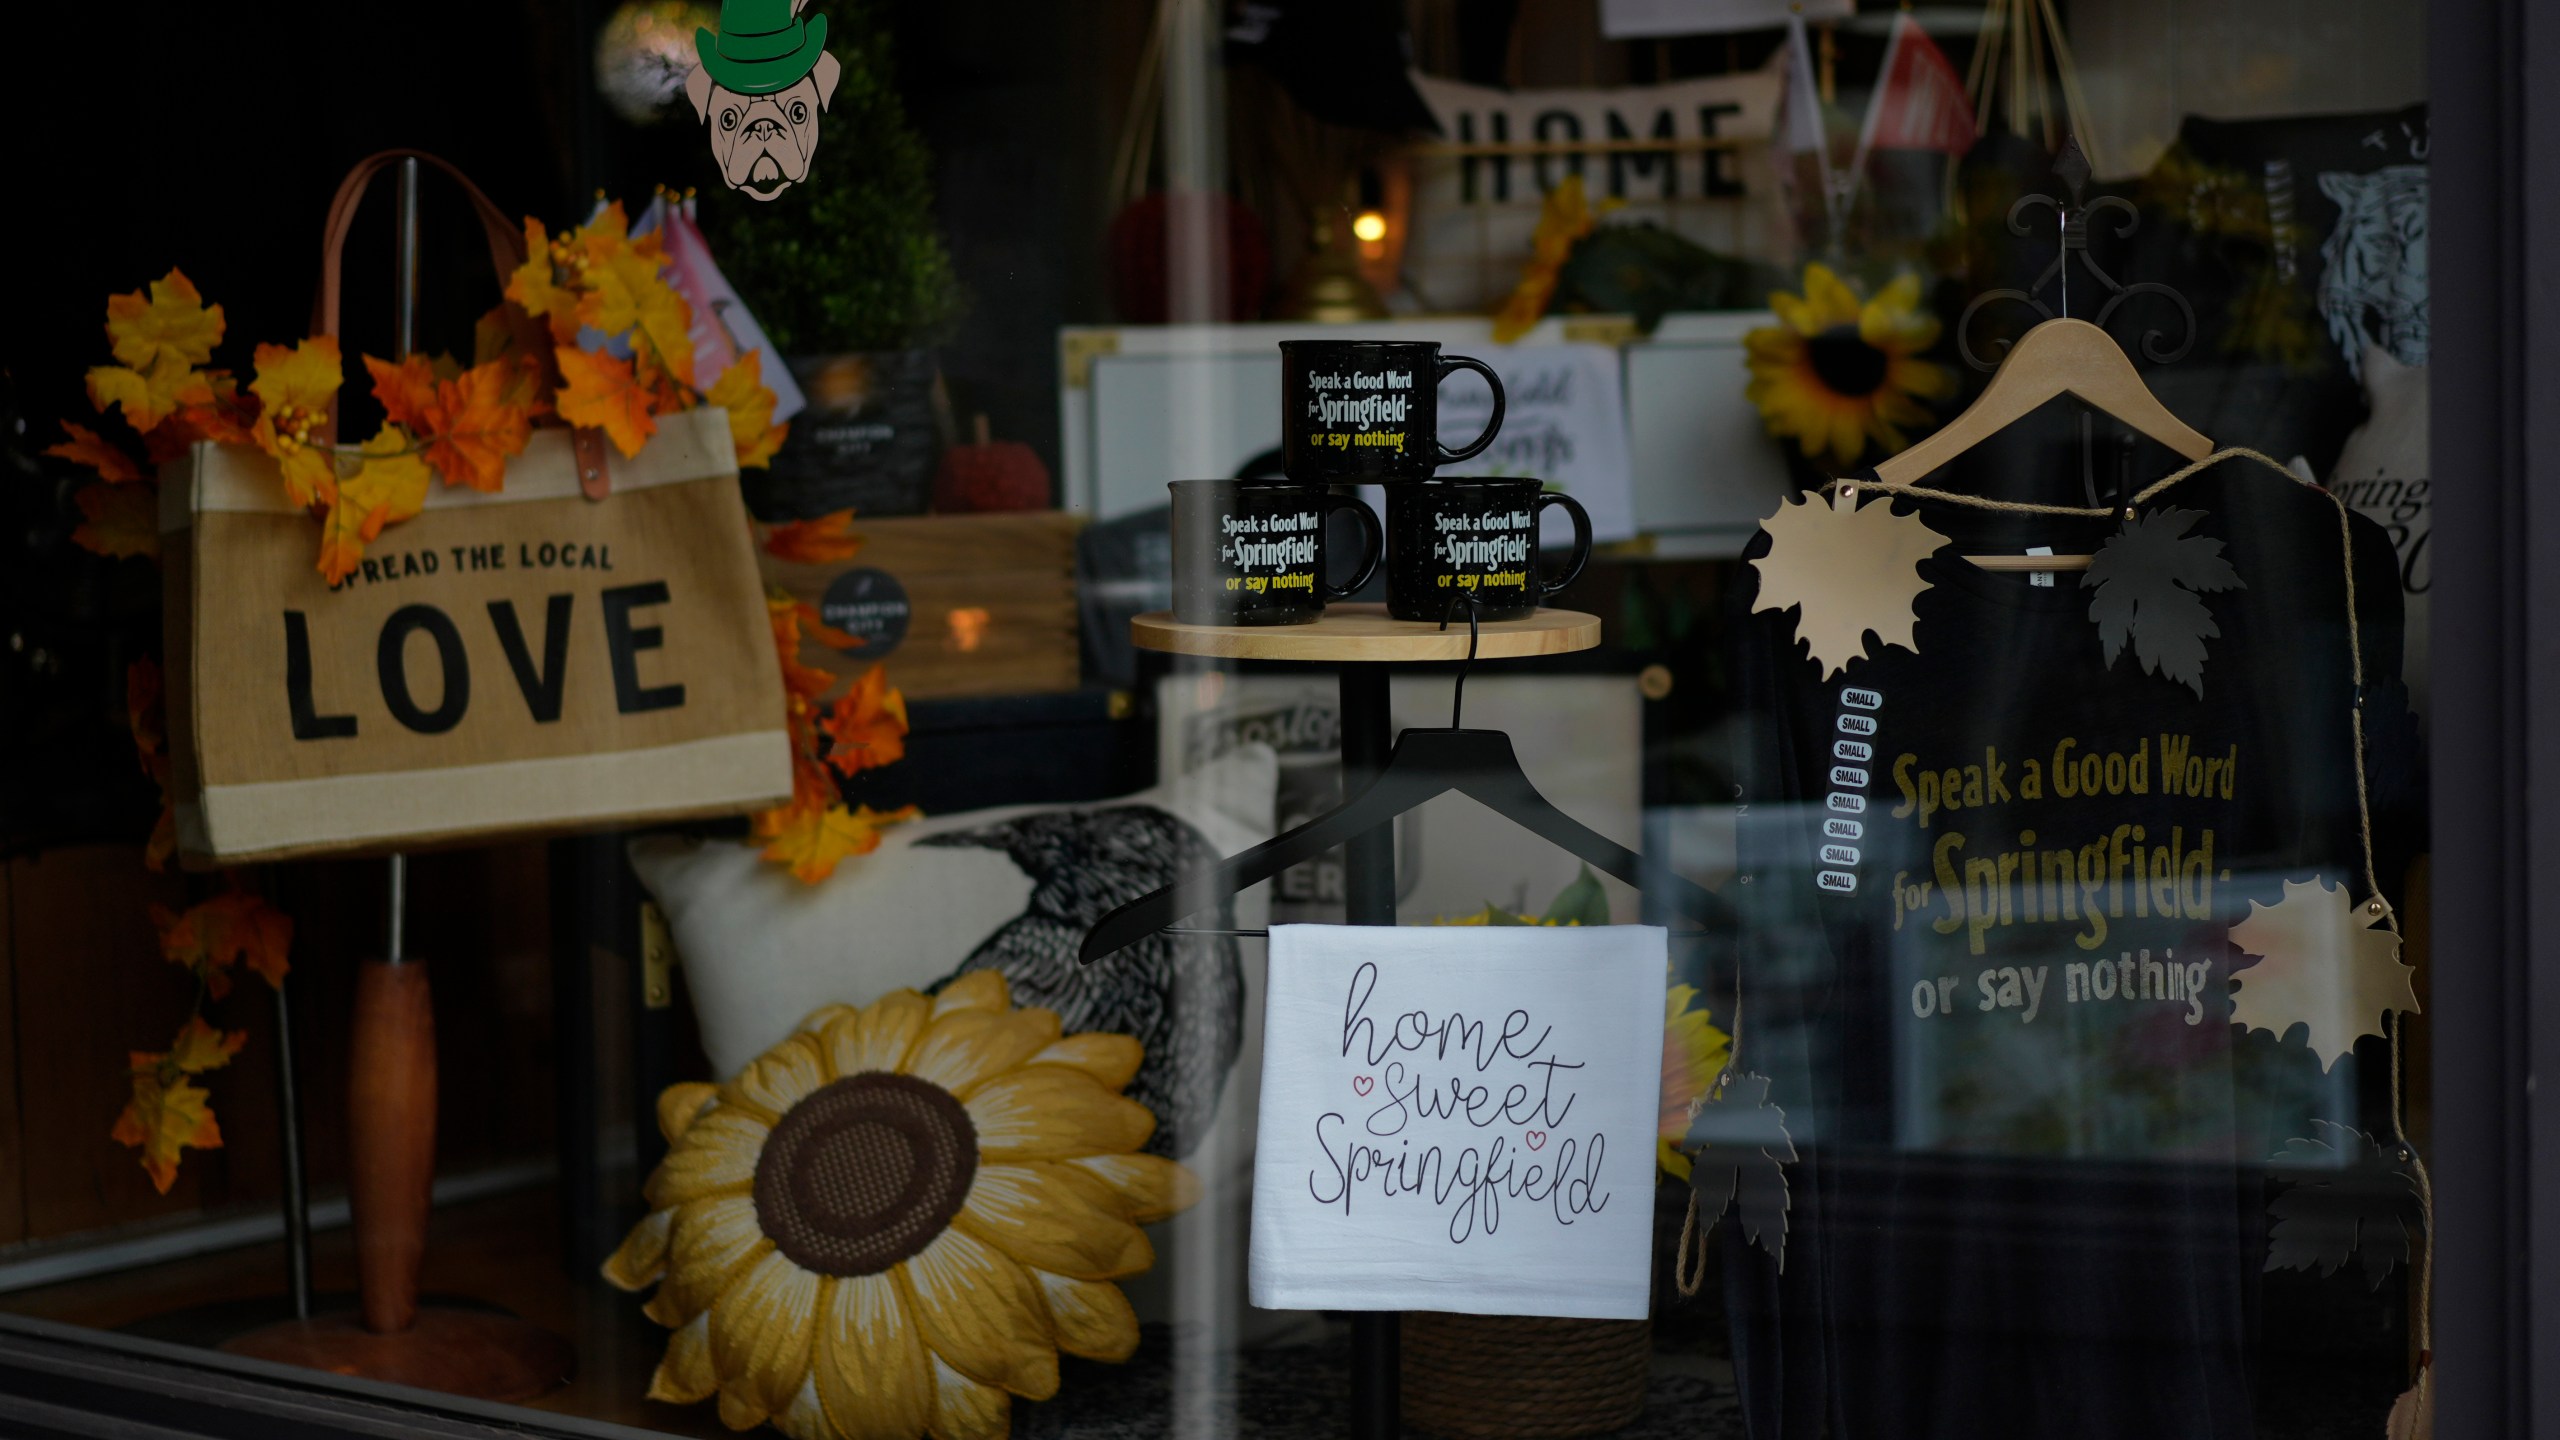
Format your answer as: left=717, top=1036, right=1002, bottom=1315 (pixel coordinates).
left=687, top=0, right=839, bottom=201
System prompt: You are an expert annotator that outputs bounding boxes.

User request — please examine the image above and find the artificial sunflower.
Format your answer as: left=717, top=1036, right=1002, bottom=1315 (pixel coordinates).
left=1744, top=264, right=1955, bottom=470
left=604, top=974, right=1198, bottom=1440
left=1658, top=981, right=1732, bottom=1181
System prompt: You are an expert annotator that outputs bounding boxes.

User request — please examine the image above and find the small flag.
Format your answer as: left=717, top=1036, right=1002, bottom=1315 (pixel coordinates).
left=1777, top=11, right=1840, bottom=240
left=1852, top=12, right=1979, bottom=175
left=630, top=194, right=808, bottom=423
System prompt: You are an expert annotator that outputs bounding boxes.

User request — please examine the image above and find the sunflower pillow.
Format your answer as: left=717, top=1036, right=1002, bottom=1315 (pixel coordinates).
left=604, top=973, right=1198, bottom=1440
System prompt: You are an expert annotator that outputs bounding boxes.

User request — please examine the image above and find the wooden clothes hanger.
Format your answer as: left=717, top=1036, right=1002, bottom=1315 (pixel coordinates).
left=1869, top=317, right=2215, bottom=571
left=1081, top=606, right=1726, bottom=964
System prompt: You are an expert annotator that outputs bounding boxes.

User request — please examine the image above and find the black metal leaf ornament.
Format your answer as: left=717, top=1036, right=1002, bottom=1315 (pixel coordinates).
left=1682, top=1071, right=1797, bottom=1268
left=2265, top=1119, right=2424, bottom=1290
left=2082, top=507, right=2244, bottom=698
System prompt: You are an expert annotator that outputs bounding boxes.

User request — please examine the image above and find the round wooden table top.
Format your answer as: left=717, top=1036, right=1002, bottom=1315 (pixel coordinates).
left=1130, top=603, right=1601, bottom=662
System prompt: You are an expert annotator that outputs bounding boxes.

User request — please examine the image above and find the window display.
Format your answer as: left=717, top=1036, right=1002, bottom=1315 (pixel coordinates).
left=7, top=0, right=2533, bottom=1436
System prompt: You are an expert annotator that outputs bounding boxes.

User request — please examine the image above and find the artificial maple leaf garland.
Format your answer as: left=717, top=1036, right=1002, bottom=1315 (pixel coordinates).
left=112, top=889, right=294, bottom=1193
left=49, top=201, right=790, bottom=585
left=753, top=577, right=922, bottom=883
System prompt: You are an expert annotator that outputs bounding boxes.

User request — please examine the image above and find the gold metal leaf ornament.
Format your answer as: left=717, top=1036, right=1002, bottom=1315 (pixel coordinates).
left=1749, top=488, right=1949, bottom=679
left=2228, top=879, right=2421, bottom=1072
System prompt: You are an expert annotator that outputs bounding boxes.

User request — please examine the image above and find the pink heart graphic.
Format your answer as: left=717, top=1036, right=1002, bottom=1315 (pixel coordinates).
left=1352, top=1075, right=1374, bottom=1097
left=1525, top=1130, right=1548, bottom=1151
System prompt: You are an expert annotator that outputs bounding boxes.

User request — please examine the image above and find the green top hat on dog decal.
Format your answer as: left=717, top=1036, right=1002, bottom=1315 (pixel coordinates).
left=694, top=0, right=829, bottom=96
left=686, top=0, right=843, bottom=201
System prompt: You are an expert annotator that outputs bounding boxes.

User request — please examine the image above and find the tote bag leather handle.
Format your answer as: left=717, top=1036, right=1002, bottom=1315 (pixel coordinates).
left=312, top=149, right=525, bottom=344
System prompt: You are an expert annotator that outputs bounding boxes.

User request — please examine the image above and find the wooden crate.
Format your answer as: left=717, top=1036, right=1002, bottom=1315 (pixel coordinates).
left=759, top=512, right=1083, bottom=701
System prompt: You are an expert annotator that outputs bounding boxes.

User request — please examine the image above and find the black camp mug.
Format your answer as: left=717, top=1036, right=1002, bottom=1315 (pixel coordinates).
left=1385, top=479, right=1592, bottom=622
left=1279, top=339, right=1508, bottom=483
left=1170, top=480, right=1383, bottom=625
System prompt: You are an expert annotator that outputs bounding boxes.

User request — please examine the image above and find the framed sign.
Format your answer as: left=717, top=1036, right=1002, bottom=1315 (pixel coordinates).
left=1249, top=923, right=1667, bottom=1319
left=1407, top=69, right=1785, bottom=311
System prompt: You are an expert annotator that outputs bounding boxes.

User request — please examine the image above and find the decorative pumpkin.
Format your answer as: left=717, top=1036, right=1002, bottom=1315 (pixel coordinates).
left=603, top=973, right=1198, bottom=1440
left=930, top=415, right=1052, bottom=514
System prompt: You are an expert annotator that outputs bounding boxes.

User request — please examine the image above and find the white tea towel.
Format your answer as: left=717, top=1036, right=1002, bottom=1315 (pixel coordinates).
left=1248, top=922, right=1668, bottom=1319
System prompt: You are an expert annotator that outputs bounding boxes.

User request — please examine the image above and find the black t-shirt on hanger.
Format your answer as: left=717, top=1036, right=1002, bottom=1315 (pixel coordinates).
left=1721, top=456, right=2411, bottom=1440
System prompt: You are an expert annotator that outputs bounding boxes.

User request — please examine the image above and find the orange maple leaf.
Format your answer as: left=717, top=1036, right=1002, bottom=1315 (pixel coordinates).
left=112, top=1060, right=222, bottom=1195
left=149, top=372, right=256, bottom=462
left=105, top=268, right=224, bottom=372
left=759, top=803, right=924, bottom=884
left=250, top=337, right=344, bottom=508
left=72, top=483, right=158, bottom=560
left=555, top=346, right=657, bottom=458
left=569, top=202, right=634, bottom=266
left=420, top=359, right=537, bottom=492
left=151, top=891, right=294, bottom=999
left=364, top=354, right=442, bottom=434
left=824, top=664, right=910, bottom=777
left=88, top=352, right=198, bottom=434
left=758, top=700, right=840, bottom=837
left=764, top=511, right=863, bottom=565
left=767, top=593, right=846, bottom=700
left=46, top=422, right=144, bottom=484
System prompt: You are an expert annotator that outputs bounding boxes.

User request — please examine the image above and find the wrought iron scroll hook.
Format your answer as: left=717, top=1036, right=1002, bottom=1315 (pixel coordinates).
left=1954, top=134, right=2197, bottom=372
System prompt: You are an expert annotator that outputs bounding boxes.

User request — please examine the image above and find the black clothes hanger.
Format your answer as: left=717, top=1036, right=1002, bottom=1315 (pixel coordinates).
left=1081, top=598, right=1728, bottom=963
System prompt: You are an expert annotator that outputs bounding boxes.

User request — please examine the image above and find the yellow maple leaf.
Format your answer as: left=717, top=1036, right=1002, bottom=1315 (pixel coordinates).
left=554, top=346, right=657, bottom=458
left=759, top=803, right=924, bottom=884
left=506, top=218, right=578, bottom=330
left=315, top=428, right=432, bottom=583
left=710, top=350, right=786, bottom=469
left=250, top=337, right=344, bottom=508
left=46, top=422, right=144, bottom=484
left=762, top=509, right=862, bottom=565
left=1749, top=488, right=1949, bottom=679
left=88, top=352, right=198, bottom=434
left=823, top=664, right=909, bottom=777
left=167, top=1016, right=249, bottom=1075
left=421, top=358, right=537, bottom=492
left=1493, top=174, right=1598, bottom=343
left=106, top=268, right=224, bottom=372
left=72, top=482, right=159, bottom=560
left=111, top=1056, right=222, bottom=1195
left=581, top=248, right=696, bottom=390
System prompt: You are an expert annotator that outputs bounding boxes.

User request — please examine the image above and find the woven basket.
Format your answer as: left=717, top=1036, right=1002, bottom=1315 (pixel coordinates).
left=1402, top=1312, right=1651, bottom=1439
